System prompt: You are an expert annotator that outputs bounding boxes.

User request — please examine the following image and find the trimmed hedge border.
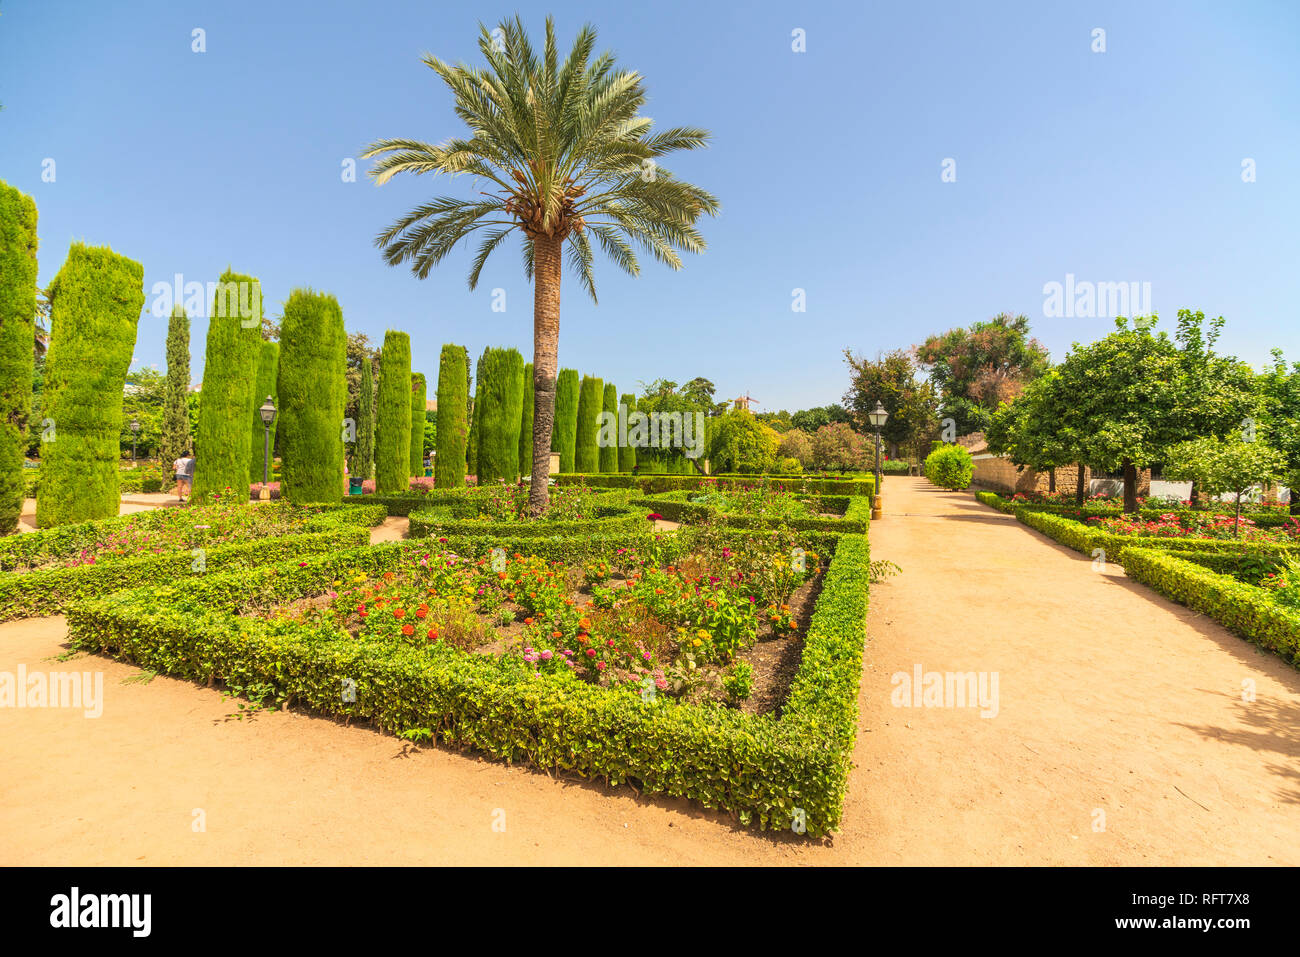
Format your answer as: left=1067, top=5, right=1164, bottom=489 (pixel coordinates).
left=630, top=490, right=871, bottom=534
left=1011, top=506, right=1300, bottom=565
left=556, top=472, right=876, bottom=498
left=65, top=528, right=869, bottom=835
left=975, top=490, right=1297, bottom=527
left=1121, top=547, right=1300, bottom=667
left=0, top=505, right=384, bottom=621
left=408, top=504, right=645, bottom=540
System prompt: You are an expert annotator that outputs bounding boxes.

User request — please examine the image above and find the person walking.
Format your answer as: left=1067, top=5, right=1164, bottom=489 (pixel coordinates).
left=172, top=453, right=185, bottom=501
left=177, top=452, right=195, bottom=503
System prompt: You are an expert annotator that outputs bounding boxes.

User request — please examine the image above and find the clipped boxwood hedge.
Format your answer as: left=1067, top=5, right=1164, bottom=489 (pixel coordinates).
left=556, top=472, right=876, bottom=498
left=408, top=503, right=645, bottom=540
left=1012, top=506, right=1300, bottom=564
left=1121, top=547, right=1300, bottom=667
left=0, top=504, right=384, bottom=621
left=65, top=526, right=870, bottom=835
left=630, top=490, right=870, bottom=534
left=976, top=491, right=1296, bottom=527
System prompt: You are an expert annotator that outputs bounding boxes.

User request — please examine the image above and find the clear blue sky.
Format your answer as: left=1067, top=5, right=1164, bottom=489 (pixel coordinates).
left=2, top=0, right=1297, bottom=411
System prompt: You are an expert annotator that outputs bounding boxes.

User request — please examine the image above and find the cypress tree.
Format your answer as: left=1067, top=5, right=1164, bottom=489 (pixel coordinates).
left=277, top=289, right=346, bottom=503
left=434, top=345, right=468, bottom=488
left=374, top=330, right=411, bottom=493
left=467, top=348, right=487, bottom=478
left=599, top=382, right=619, bottom=473
left=518, top=362, right=534, bottom=477
left=36, top=242, right=144, bottom=526
left=552, top=368, right=579, bottom=472
left=159, top=306, right=191, bottom=471
left=0, top=180, right=37, bottom=533
left=575, top=375, right=602, bottom=473
left=193, top=269, right=262, bottom=500
left=476, top=346, right=525, bottom=484
left=409, top=372, right=427, bottom=475
left=352, top=356, right=374, bottom=481
left=248, top=339, right=279, bottom=483
left=618, top=393, right=637, bottom=472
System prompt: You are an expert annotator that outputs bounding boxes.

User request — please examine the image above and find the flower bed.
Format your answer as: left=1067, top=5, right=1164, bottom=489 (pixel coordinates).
left=630, top=487, right=870, bottom=534
left=0, top=503, right=385, bottom=621
left=66, top=525, right=871, bottom=835
left=555, top=472, right=876, bottom=498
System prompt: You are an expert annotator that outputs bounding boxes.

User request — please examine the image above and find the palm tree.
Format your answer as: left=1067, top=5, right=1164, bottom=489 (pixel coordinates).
left=363, top=15, right=719, bottom=513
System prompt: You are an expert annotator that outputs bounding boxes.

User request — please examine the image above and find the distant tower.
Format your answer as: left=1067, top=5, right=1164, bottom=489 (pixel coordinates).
left=732, top=392, right=760, bottom=411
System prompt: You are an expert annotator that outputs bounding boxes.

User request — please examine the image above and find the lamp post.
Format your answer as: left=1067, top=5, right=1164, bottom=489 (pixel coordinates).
left=866, top=401, right=889, bottom=519
left=129, top=418, right=140, bottom=465
left=258, top=395, right=276, bottom=500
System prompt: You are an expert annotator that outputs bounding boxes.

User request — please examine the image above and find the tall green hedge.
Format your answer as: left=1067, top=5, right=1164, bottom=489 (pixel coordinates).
left=374, top=330, right=411, bottom=493
left=475, top=346, right=525, bottom=484
left=435, top=344, right=468, bottom=489
left=248, top=339, right=279, bottom=484
left=277, top=290, right=346, bottom=503
left=158, top=305, right=191, bottom=470
left=618, top=393, right=637, bottom=472
left=409, top=372, right=427, bottom=475
left=519, top=362, right=534, bottom=477
left=352, top=356, right=375, bottom=481
left=552, top=368, right=580, bottom=473
left=599, top=382, right=619, bottom=473
left=0, top=180, right=37, bottom=533
left=193, top=269, right=262, bottom=500
left=575, top=375, right=603, bottom=473
left=467, top=348, right=486, bottom=478
left=36, top=243, right=144, bottom=527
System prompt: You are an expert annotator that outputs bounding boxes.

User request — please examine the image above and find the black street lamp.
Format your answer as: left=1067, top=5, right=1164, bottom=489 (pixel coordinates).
left=867, top=401, right=889, bottom=513
left=258, top=395, right=276, bottom=494
left=129, top=418, right=140, bottom=465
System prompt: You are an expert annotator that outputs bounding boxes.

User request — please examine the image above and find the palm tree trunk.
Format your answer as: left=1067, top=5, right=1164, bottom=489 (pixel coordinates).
left=528, top=235, right=563, bottom=515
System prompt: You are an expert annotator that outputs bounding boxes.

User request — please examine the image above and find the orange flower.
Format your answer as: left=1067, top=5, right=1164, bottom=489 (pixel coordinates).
left=524, top=617, right=534, bottom=625
left=383, top=572, right=394, bottom=582
left=427, top=627, right=439, bottom=640
left=578, top=617, right=591, bottom=630
left=497, top=572, right=507, bottom=580
left=552, top=630, right=563, bottom=639
left=393, top=607, right=406, bottom=619
left=401, top=624, right=414, bottom=636
left=415, top=606, right=428, bottom=619
left=578, top=634, right=589, bottom=644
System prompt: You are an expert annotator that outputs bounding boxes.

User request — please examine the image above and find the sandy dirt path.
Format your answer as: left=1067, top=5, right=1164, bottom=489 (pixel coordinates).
left=2, top=477, right=1296, bottom=865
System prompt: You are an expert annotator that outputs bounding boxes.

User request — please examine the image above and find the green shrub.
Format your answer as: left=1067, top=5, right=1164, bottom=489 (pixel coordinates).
left=599, top=382, right=619, bottom=473
left=159, top=306, right=192, bottom=471
left=435, top=344, right=469, bottom=489
left=552, top=368, right=579, bottom=473
left=409, top=372, right=427, bottom=475
left=375, top=330, right=412, bottom=493
left=467, top=348, right=486, bottom=478
left=277, top=290, right=347, bottom=503
left=575, top=375, right=603, bottom=473
left=923, top=444, right=973, bottom=490
left=519, top=362, right=534, bottom=478
left=36, top=243, right=145, bottom=526
left=618, top=393, right=637, bottom=472
left=556, top=472, right=876, bottom=497
left=351, top=355, right=375, bottom=481
left=1121, top=547, right=1300, bottom=667
left=0, top=180, right=38, bottom=533
left=248, top=339, right=279, bottom=483
left=475, top=347, right=525, bottom=484
left=193, top=269, right=262, bottom=501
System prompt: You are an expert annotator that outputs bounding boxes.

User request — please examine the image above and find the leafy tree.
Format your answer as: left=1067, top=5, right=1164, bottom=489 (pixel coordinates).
left=708, top=408, right=777, bottom=473
left=120, top=367, right=166, bottom=461
left=1164, top=436, right=1285, bottom=536
left=618, top=391, right=637, bottom=471
left=277, top=290, right=347, bottom=503
left=435, top=344, right=469, bottom=488
left=599, top=382, right=619, bottom=472
left=409, top=372, right=427, bottom=474
left=1257, top=349, right=1300, bottom=515
left=159, top=306, right=192, bottom=469
left=755, top=409, right=793, bottom=433
left=842, top=347, right=940, bottom=463
left=364, top=16, right=718, bottom=513
left=374, top=330, right=412, bottom=493
left=352, top=355, right=375, bottom=481
left=575, top=374, right=603, bottom=472
left=810, top=422, right=870, bottom=471
left=248, top=340, right=279, bottom=483
left=985, top=370, right=1080, bottom=496
left=915, top=312, right=1050, bottom=435
left=518, top=362, right=534, bottom=477
left=551, top=368, right=580, bottom=472
left=777, top=428, right=812, bottom=467
left=475, top=347, right=526, bottom=483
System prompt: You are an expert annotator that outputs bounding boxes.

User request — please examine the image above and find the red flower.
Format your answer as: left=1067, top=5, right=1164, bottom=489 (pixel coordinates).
left=401, top=624, right=414, bottom=636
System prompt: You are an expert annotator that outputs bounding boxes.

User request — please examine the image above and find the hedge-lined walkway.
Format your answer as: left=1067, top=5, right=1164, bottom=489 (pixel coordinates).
left=2, top=477, right=1297, bottom=864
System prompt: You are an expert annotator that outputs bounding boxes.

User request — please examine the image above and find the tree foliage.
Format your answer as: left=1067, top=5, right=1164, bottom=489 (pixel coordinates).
left=277, top=290, right=346, bottom=503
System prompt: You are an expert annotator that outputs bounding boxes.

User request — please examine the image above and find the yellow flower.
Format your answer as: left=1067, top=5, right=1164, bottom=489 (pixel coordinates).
left=692, top=638, right=702, bottom=647
left=696, top=629, right=709, bottom=640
